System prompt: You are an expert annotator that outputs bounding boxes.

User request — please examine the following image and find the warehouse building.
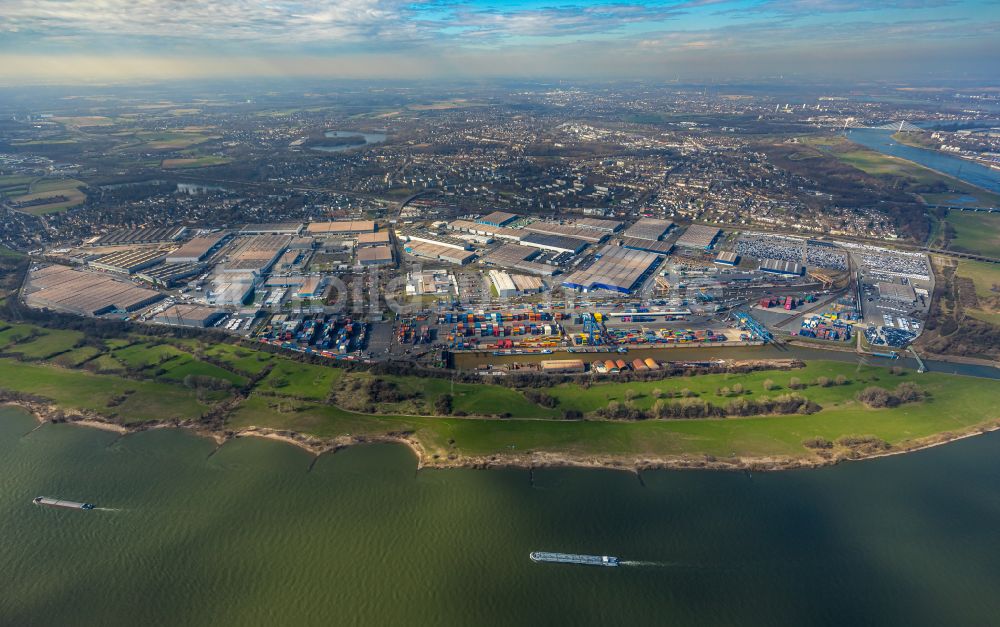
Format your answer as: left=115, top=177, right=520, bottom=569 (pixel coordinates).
left=482, top=244, right=556, bottom=276
left=539, top=359, right=585, bottom=374
left=357, top=245, right=394, bottom=266
left=521, top=233, right=589, bottom=255
left=621, top=237, right=674, bottom=255
left=89, top=248, right=169, bottom=275
left=562, top=246, right=661, bottom=294
left=397, top=227, right=471, bottom=251
left=307, top=220, right=376, bottom=236
left=488, top=270, right=519, bottom=298
left=447, top=219, right=523, bottom=242
left=88, top=226, right=187, bottom=246
left=403, top=241, right=476, bottom=265
left=206, top=281, right=255, bottom=306
left=136, top=262, right=204, bottom=288
left=477, top=211, right=519, bottom=227
left=759, top=259, right=803, bottom=276
left=294, top=276, right=325, bottom=299
left=877, top=281, right=917, bottom=304
left=166, top=231, right=232, bottom=263
left=524, top=221, right=608, bottom=244
left=715, top=251, right=741, bottom=266
left=153, top=304, right=227, bottom=328
left=25, top=265, right=165, bottom=316
left=355, top=231, right=391, bottom=247
left=239, top=222, right=303, bottom=235
left=674, top=224, right=721, bottom=250
left=573, top=218, right=623, bottom=233
left=622, top=218, right=674, bottom=241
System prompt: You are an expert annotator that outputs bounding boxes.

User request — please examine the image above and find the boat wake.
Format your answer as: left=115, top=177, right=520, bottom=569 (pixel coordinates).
left=619, top=560, right=673, bottom=568
left=93, top=507, right=122, bottom=512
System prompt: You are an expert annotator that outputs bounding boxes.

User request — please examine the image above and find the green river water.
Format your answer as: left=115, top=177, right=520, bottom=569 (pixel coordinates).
left=3, top=405, right=1000, bottom=626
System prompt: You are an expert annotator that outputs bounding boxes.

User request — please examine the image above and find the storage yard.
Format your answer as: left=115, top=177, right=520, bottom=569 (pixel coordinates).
left=24, top=213, right=935, bottom=364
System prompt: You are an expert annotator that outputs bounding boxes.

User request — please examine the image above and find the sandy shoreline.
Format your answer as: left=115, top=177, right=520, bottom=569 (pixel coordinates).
left=4, top=400, right=999, bottom=473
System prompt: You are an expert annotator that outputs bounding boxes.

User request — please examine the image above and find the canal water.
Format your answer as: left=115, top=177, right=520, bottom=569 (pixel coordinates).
left=4, top=405, right=1000, bottom=626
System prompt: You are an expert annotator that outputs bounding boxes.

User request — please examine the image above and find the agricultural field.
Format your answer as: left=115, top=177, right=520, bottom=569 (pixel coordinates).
left=6, top=177, right=87, bottom=214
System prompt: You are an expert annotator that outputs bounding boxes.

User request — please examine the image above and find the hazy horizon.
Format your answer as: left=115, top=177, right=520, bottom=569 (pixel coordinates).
left=0, top=0, right=998, bottom=85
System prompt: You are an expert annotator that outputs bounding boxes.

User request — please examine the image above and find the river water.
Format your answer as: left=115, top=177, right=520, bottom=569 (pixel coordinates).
left=846, top=128, right=1000, bottom=195
left=4, top=405, right=1000, bottom=626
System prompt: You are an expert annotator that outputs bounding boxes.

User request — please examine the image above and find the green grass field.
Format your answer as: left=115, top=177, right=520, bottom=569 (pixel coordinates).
left=161, top=156, right=232, bottom=169
left=2, top=318, right=1000, bottom=464
left=946, top=212, right=1000, bottom=258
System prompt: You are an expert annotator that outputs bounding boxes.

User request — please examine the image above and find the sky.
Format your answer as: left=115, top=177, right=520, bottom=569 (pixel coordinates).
left=0, top=0, right=997, bottom=83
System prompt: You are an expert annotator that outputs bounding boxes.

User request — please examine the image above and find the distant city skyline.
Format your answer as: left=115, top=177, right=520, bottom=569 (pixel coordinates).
left=0, top=0, right=998, bottom=83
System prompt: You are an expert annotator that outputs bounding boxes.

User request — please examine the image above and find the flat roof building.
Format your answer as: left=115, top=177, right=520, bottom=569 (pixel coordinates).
left=521, top=233, right=588, bottom=255
left=524, top=222, right=608, bottom=244
left=307, top=220, right=376, bottom=236
left=759, top=259, right=803, bottom=276
left=357, top=245, right=394, bottom=266
left=239, top=222, right=303, bottom=235
left=623, top=218, right=674, bottom=241
left=153, top=304, right=226, bottom=328
left=674, top=224, right=721, bottom=250
left=877, top=281, right=917, bottom=303
left=25, top=265, right=165, bottom=316
left=166, top=231, right=232, bottom=263
left=715, top=251, right=741, bottom=266
left=89, top=248, right=169, bottom=275
left=562, top=245, right=661, bottom=294
left=477, top=211, right=519, bottom=227
left=404, top=241, right=476, bottom=265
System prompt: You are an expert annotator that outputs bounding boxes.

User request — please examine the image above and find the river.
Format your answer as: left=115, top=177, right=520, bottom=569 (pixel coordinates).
left=846, top=128, right=1000, bottom=195
left=4, top=405, right=1000, bottom=626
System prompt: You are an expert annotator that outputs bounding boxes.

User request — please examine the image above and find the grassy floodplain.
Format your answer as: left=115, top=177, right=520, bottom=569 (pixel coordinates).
left=1, top=316, right=999, bottom=469
left=945, top=211, right=1000, bottom=258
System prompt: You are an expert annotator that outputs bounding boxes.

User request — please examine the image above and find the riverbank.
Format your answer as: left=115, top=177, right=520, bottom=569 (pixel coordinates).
left=8, top=396, right=1000, bottom=474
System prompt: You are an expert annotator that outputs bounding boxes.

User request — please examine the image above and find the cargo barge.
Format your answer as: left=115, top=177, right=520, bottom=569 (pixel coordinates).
left=33, top=496, right=95, bottom=510
left=529, top=552, right=619, bottom=567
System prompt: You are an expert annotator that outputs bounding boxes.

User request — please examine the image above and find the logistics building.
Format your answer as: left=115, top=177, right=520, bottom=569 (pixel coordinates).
left=877, top=281, right=917, bottom=304
left=520, top=233, right=588, bottom=255
left=153, top=304, right=227, bottom=328
left=562, top=245, right=661, bottom=294
left=88, top=226, right=187, bottom=246
left=25, top=265, right=165, bottom=316
left=477, top=211, right=519, bottom=227
left=307, top=220, right=376, bottom=236
left=715, top=251, right=740, bottom=266
left=166, top=231, right=232, bottom=263
left=759, top=259, right=803, bottom=276
left=622, top=218, right=674, bottom=241
left=89, top=248, right=169, bottom=275
left=523, top=222, right=608, bottom=244
left=403, top=241, right=476, bottom=265
left=674, top=224, right=721, bottom=250
left=239, top=222, right=303, bottom=235
left=357, top=245, right=394, bottom=266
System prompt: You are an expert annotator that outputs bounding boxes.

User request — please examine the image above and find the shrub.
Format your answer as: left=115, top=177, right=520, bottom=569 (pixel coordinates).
left=803, top=437, right=833, bottom=449
left=894, top=382, right=924, bottom=403
left=732, top=383, right=744, bottom=395
left=763, top=379, right=775, bottom=391
left=816, top=376, right=830, bottom=387
left=835, top=374, right=848, bottom=386
left=434, top=394, right=453, bottom=415
left=651, top=388, right=663, bottom=399
left=856, top=386, right=895, bottom=408
left=789, top=377, right=802, bottom=390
